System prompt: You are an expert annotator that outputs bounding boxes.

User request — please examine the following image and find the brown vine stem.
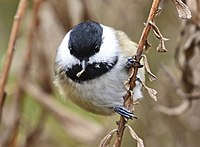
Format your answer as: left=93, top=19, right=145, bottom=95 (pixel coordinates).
left=114, top=0, right=161, bottom=147
left=1, top=0, right=43, bottom=146
left=0, top=0, right=27, bottom=120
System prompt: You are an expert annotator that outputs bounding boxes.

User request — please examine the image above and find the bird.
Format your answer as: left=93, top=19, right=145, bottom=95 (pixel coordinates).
left=54, top=21, right=145, bottom=119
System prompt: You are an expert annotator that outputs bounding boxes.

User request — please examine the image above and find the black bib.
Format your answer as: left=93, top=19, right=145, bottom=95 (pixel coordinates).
left=66, top=56, right=118, bottom=83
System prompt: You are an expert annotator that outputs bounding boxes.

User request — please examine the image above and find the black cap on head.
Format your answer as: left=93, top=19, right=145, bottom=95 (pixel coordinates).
left=68, top=21, right=103, bottom=60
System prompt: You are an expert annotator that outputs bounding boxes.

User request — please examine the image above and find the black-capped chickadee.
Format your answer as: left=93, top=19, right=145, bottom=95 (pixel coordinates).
left=54, top=21, right=145, bottom=119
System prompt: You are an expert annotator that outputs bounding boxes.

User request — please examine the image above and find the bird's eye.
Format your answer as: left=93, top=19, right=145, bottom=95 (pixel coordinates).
left=68, top=44, right=73, bottom=54
left=68, top=44, right=72, bottom=50
left=94, top=45, right=100, bottom=53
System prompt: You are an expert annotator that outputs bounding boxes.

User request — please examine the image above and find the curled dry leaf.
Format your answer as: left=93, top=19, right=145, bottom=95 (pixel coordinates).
left=99, top=129, right=117, bottom=147
left=149, top=21, right=169, bottom=41
left=155, top=5, right=162, bottom=16
left=148, top=21, right=168, bottom=52
left=153, top=29, right=169, bottom=42
left=126, top=125, right=144, bottom=147
left=156, top=99, right=190, bottom=116
left=172, top=0, right=192, bottom=19
left=138, top=78, right=158, bottom=101
left=144, top=40, right=152, bottom=52
left=125, top=90, right=135, bottom=112
left=124, top=79, right=130, bottom=90
left=145, top=86, right=158, bottom=101
left=124, top=67, right=135, bottom=90
left=157, top=40, right=168, bottom=52
left=141, top=55, right=157, bottom=81
left=153, top=30, right=161, bottom=40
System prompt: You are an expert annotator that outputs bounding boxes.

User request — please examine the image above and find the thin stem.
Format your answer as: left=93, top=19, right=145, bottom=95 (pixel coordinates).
left=0, top=0, right=27, bottom=119
left=114, top=0, right=161, bottom=146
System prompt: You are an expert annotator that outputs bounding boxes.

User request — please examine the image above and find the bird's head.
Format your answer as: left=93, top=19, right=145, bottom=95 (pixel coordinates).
left=55, top=21, right=119, bottom=81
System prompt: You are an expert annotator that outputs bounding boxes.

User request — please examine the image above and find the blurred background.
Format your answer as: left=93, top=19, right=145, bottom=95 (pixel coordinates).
left=0, top=0, right=200, bottom=147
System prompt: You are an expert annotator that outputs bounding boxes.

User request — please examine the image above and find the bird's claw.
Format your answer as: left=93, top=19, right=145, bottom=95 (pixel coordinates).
left=114, top=106, right=137, bottom=119
left=126, top=57, right=143, bottom=68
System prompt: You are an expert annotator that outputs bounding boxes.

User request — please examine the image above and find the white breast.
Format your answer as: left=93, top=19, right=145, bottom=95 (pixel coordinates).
left=54, top=53, right=143, bottom=115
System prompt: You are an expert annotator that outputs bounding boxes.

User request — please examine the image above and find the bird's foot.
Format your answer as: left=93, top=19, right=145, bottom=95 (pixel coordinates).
left=126, top=57, right=143, bottom=68
left=114, top=106, right=137, bottom=119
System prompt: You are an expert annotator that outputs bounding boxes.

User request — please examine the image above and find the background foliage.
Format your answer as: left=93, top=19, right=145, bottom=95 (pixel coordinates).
left=0, top=0, right=200, bottom=147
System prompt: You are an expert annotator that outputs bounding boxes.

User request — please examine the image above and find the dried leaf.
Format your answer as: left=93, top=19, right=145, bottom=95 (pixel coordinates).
left=144, top=40, right=152, bottom=52
left=162, top=37, right=170, bottom=41
left=125, top=90, right=135, bottom=111
left=138, top=78, right=158, bottom=101
left=124, top=79, right=130, bottom=90
left=156, top=6, right=162, bottom=16
left=99, top=129, right=117, bottom=147
left=172, top=0, right=192, bottom=19
left=148, top=21, right=169, bottom=52
left=124, top=67, right=135, bottom=90
left=126, top=125, right=144, bottom=147
left=153, top=29, right=169, bottom=41
left=149, top=21, right=169, bottom=41
left=156, top=100, right=190, bottom=116
left=157, top=40, right=168, bottom=52
left=145, top=86, right=158, bottom=101
left=142, top=55, right=157, bottom=81
left=152, top=28, right=161, bottom=40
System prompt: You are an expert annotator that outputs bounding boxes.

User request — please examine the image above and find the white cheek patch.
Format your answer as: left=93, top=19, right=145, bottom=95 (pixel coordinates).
left=55, top=31, right=80, bottom=69
left=89, top=25, right=119, bottom=64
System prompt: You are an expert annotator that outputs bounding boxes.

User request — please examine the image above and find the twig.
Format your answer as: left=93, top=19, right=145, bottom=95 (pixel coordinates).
left=160, top=64, right=200, bottom=100
left=0, top=1, right=43, bottom=146
left=156, top=63, right=200, bottom=116
left=8, top=0, right=43, bottom=145
left=0, top=0, right=27, bottom=120
left=156, top=100, right=191, bottom=116
left=23, top=111, right=46, bottom=147
left=114, top=0, right=161, bottom=146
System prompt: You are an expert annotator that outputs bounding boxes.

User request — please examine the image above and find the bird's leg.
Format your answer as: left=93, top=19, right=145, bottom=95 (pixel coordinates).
left=114, top=106, right=137, bottom=119
left=126, top=57, right=143, bottom=68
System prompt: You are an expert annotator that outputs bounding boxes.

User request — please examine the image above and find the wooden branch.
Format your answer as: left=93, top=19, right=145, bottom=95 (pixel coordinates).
left=0, top=0, right=44, bottom=146
left=0, top=0, right=27, bottom=119
left=114, top=0, right=161, bottom=146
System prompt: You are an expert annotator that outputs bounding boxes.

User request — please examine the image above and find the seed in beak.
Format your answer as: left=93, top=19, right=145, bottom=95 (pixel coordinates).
left=76, top=59, right=88, bottom=77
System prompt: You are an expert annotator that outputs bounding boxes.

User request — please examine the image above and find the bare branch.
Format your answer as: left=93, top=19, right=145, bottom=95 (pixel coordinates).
left=0, top=0, right=44, bottom=146
left=23, top=111, right=46, bottom=147
left=0, top=0, right=27, bottom=121
left=157, top=64, right=200, bottom=116
left=156, top=100, right=191, bottom=116
left=114, top=0, right=162, bottom=146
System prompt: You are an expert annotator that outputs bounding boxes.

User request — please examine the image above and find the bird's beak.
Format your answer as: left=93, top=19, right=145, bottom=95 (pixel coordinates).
left=81, top=59, right=88, bottom=71
left=76, top=59, right=88, bottom=78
